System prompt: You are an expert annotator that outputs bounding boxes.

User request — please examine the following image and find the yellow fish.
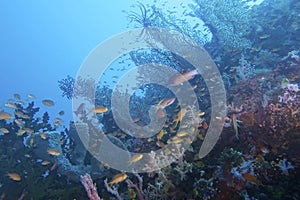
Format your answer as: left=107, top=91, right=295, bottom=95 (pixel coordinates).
left=14, top=119, right=23, bottom=126
left=14, top=111, right=23, bottom=117
left=5, top=103, right=17, bottom=109
left=157, top=129, right=167, bottom=140
left=91, top=106, right=108, bottom=114
left=42, top=99, right=55, bottom=106
left=0, top=111, right=13, bottom=120
left=167, top=136, right=183, bottom=144
left=47, top=149, right=60, bottom=156
left=242, top=173, right=259, bottom=185
left=39, top=132, right=48, bottom=140
left=7, top=173, right=21, bottom=181
left=198, top=111, right=205, bottom=117
left=17, top=129, right=26, bottom=136
left=173, top=108, right=187, bottom=127
left=24, top=128, right=33, bottom=133
left=20, top=114, right=30, bottom=119
left=109, top=173, right=127, bottom=185
left=41, top=160, right=51, bottom=165
left=129, top=154, right=143, bottom=165
left=177, top=131, right=187, bottom=137
left=27, top=94, right=35, bottom=99
left=0, top=128, right=9, bottom=134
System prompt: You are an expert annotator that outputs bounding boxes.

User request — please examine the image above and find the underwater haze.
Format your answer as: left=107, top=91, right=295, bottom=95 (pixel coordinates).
left=0, top=0, right=300, bottom=199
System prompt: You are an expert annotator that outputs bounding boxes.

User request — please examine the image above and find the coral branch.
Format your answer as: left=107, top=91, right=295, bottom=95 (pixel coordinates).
left=104, top=178, right=123, bottom=200
left=126, top=172, right=144, bottom=200
left=80, top=173, right=101, bottom=200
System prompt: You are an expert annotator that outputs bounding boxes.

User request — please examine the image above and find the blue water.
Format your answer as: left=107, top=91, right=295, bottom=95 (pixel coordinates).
left=0, top=1, right=135, bottom=123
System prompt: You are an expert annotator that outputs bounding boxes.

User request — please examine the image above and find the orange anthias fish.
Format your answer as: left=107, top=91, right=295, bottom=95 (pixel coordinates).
left=177, top=130, right=188, bottom=137
left=157, top=129, right=167, bottom=140
left=24, top=128, right=33, bottom=133
left=167, top=136, right=183, bottom=144
left=173, top=108, right=187, bottom=127
left=42, top=99, right=55, bottom=107
left=242, top=173, right=259, bottom=185
left=168, top=70, right=199, bottom=86
left=39, top=132, right=48, bottom=140
left=5, top=103, right=17, bottom=109
left=109, top=173, right=127, bottom=185
left=7, top=173, right=21, bottom=181
left=27, top=94, right=35, bottom=99
left=129, top=154, right=143, bottom=165
left=0, top=128, right=9, bottom=134
left=156, top=140, right=166, bottom=148
left=17, top=129, right=26, bottom=136
left=0, top=111, right=13, bottom=120
left=14, top=119, right=23, bottom=126
left=47, top=149, right=60, bottom=156
left=91, top=106, right=108, bottom=114
left=41, top=160, right=51, bottom=165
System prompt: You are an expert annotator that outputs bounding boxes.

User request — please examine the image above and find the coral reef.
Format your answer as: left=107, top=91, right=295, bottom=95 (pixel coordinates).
left=3, top=1, right=300, bottom=199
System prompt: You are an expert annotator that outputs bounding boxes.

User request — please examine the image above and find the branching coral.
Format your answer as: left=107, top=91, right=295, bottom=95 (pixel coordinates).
left=58, top=75, right=97, bottom=103
left=80, top=173, right=102, bottom=200
left=58, top=75, right=75, bottom=100
left=104, top=178, right=122, bottom=200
